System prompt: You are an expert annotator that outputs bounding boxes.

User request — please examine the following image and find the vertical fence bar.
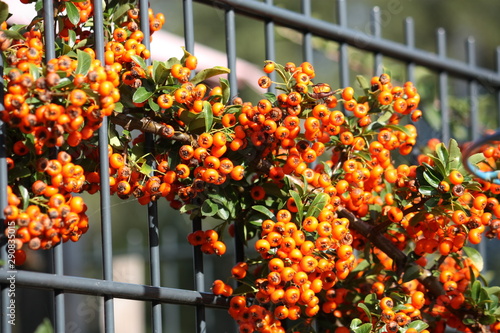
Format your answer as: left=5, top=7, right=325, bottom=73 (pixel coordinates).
left=497, top=47, right=500, bottom=125
left=265, top=0, right=276, bottom=94
left=182, top=2, right=207, bottom=332
left=301, top=0, right=313, bottom=63
left=405, top=17, right=415, bottom=83
left=139, top=1, right=162, bottom=331
left=93, top=0, right=115, bottom=331
left=371, top=7, right=382, bottom=75
left=467, top=37, right=479, bottom=141
left=337, top=0, right=349, bottom=90
left=43, top=0, right=65, bottom=331
left=0, top=53, right=12, bottom=333
left=437, top=28, right=450, bottom=143
left=466, top=37, right=487, bottom=267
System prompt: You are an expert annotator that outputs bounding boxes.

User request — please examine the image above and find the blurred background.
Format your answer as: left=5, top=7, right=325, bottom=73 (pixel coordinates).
left=9, top=0, right=500, bottom=332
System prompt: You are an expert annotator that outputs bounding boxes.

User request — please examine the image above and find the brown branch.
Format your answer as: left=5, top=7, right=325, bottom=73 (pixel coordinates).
left=109, top=112, right=191, bottom=143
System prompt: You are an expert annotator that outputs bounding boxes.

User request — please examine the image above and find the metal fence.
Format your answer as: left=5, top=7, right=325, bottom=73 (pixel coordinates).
left=1, top=0, right=500, bottom=332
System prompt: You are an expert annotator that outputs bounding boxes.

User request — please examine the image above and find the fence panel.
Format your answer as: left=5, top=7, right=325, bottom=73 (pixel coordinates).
left=1, top=0, right=500, bottom=332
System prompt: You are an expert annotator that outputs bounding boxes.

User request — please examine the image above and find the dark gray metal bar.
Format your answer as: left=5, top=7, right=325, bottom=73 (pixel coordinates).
left=93, top=0, right=115, bottom=331
left=497, top=47, right=500, bottom=125
left=183, top=2, right=206, bottom=332
left=437, top=28, right=450, bottom=143
left=194, top=0, right=500, bottom=88
left=467, top=37, right=479, bottom=141
left=337, top=0, right=349, bottom=89
left=0, top=270, right=230, bottom=308
left=42, top=0, right=55, bottom=60
left=265, top=0, right=276, bottom=94
left=405, top=17, right=415, bottom=83
left=0, top=51, right=12, bottom=333
left=43, top=0, right=64, bottom=330
left=184, top=0, right=195, bottom=53
left=139, top=0, right=162, bottom=331
left=225, top=8, right=238, bottom=98
left=371, top=6, right=382, bottom=75
left=301, top=0, right=313, bottom=63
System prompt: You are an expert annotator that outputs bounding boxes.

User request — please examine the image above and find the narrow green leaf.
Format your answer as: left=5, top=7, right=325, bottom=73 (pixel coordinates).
left=201, top=199, right=218, bottom=217
left=418, top=185, right=437, bottom=197
left=191, top=66, right=230, bottom=85
left=435, top=143, right=449, bottom=168
left=350, top=318, right=362, bottom=330
left=53, top=77, right=72, bottom=89
left=111, top=3, right=132, bottom=21
left=463, top=246, right=484, bottom=271
left=202, top=101, right=213, bottom=132
left=355, top=303, right=372, bottom=323
left=217, top=207, right=230, bottom=220
left=180, top=204, right=199, bottom=214
left=148, top=98, right=160, bottom=112
left=252, top=205, right=275, bottom=220
left=68, top=29, right=76, bottom=48
left=384, top=124, right=413, bottom=137
left=139, top=163, right=154, bottom=176
left=34, top=318, right=54, bottom=333
left=18, top=185, right=29, bottom=211
left=75, top=49, right=92, bottom=76
left=153, top=60, right=170, bottom=85
left=356, top=75, right=370, bottom=93
left=132, top=86, right=154, bottom=103
left=289, top=190, right=303, bottom=222
left=479, top=315, right=497, bottom=325
left=423, top=170, right=441, bottom=189
left=355, top=323, right=373, bottom=333
left=3, top=29, right=25, bottom=40
left=448, top=139, right=462, bottom=170
left=424, top=197, right=440, bottom=210
left=65, top=2, right=81, bottom=26
left=0, top=1, right=9, bottom=24
left=468, top=153, right=486, bottom=166
left=471, top=280, right=481, bottom=303
left=306, top=193, right=329, bottom=218
left=408, top=320, right=429, bottom=331
left=131, top=54, right=147, bottom=70
left=220, top=78, right=231, bottom=105
left=263, top=92, right=277, bottom=104
left=403, top=264, right=422, bottom=282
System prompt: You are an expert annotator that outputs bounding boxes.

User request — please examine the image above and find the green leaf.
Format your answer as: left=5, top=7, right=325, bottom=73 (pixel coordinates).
left=139, top=163, right=154, bottom=176
left=201, top=199, right=218, bottom=217
left=356, top=75, right=370, bottom=93
left=263, top=92, right=277, bottom=104
left=217, top=207, right=230, bottom=220
left=479, top=315, right=497, bottom=325
left=65, top=2, right=81, bottom=26
left=220, top=77, right=231, bottom=105
left=306, top=193, right=329, bottom=218
left=75, top=49, right=92, bottom=76
left=148, top=98, right=160, bottom=112
left=2, top=29, right=24, bottom=40
left=350, top=318, right=363, bottom=330
left=0, top=1, right=9, bottom=24
left=68, top=29, right=76, bottom=48
left=133, top=86, right=155, bottom=103
left=435, top=143, right=449, bottom=169
left=408, top=320, right=429, bottom=331
left=384, top=124, right=413, bottom=138
left=471, top=280, right=481, bottom=303
left=463, top=246, right=484, bottom=271
left=424, top=196, right=440, bottom=210
left=403, top=264, right=422, bottom=282
left=289, top=190, right=303, bottom=222
left=423, top=169, right=442, bottom=189
left=252, top=205, right=275, bottom=220
left=191, top=66, right=230, bottom=85
left=131, top=55, right=148, bottom=70
left=356, top=303, right=372, bottom=322
left=111, top=2, right=131, bottom=21
left=18, top=185, right=29, bottom=211
left=418, top=185, right=437, bottom=196
left=448, top=139, right=462, bottom=170
left=34, top=318, right=54, bottom=333
left=180, top=204, right=199, bottom=214
left=153, top=60, right=170, bottom=85
left=53, top=77, right=72, bottom=90
left=468, top=153, right=485, bottom=166
left=202, top=101, right=213, bottom=132
left=354, top=323, right=372, bottom=333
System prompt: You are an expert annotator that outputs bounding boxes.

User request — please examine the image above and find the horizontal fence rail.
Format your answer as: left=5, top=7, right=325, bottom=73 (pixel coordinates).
left=1, top=0, right=499, bottom=332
